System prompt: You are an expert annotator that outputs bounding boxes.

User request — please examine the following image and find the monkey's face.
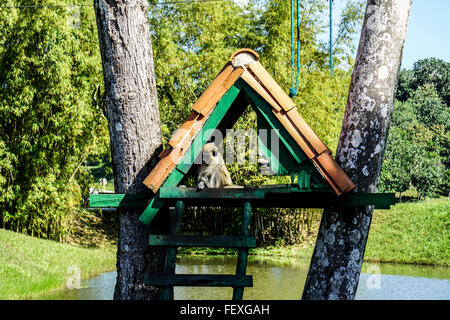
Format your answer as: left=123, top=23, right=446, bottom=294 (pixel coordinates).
left=201, top=143, right=220, bottom=165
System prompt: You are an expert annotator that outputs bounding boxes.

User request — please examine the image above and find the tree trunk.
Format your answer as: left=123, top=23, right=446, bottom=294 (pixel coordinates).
left=302, top=0, right=412, bottom=300
left=94, top=0, right=165, bottom=300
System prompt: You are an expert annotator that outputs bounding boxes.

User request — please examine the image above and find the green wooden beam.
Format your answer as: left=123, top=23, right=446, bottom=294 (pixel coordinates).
left=149, top=234, right=256, bottom=248
left=336, top=192, right=397, bottom=209
left=145, top=274, right=253, bottom=287
left=159, top=187, right=397, bottom=209
left=89, top=193, right=151, bottom=208
left=159, top=200, right=185, bottom=300
left=233, top=201, right=252, bottom=300
left=241, top=80, right=331, bottom=190
left=160, top=186, right=266, bottom=200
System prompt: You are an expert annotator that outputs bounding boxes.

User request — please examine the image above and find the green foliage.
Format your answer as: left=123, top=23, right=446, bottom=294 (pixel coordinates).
left=408, top=84, right=449, bottom=129
left=383, top=59, right=449, bottom=198
left=331, top=0, right=365, bottom=63
left=148, top=0, right=258, bottom=143
left=381, top=80, right=449, bottom=198
left=412, top=58, right=450, bottom=106
left=0, top=1, right=107, bottom=240
left=396, top=57, right=450, bottom=105
left=411, top=153, right=444, bottom=199
left=395, top=69, right=415, bottom=102
left=379, top=125, right=413, bottom=194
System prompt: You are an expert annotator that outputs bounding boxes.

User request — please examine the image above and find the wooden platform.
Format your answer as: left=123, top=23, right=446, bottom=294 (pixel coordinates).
left=89, top=186, right=397, bottom=210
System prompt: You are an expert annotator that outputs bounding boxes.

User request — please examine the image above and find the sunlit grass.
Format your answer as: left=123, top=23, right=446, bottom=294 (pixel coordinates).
left=0, top=229, right=116, bottom=299
left=365, top=197, right=449, bottom=266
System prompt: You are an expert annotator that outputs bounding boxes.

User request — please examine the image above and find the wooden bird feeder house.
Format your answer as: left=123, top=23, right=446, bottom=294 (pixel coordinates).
left=90, top=49, right=396, bottom=300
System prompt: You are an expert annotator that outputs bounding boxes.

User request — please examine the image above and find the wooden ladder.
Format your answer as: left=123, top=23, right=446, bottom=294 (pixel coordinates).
left=145, top=200, right=255, bottom=300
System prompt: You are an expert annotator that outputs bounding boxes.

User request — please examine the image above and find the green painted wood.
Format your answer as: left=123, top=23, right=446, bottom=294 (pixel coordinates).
left=139, top=85, right=241, bottom=225
left=160, top=186, right=266, bottom=200
left=309, top=164, right=328, bottom=189
left=139, top=169, right=186, bottom=225
left=241, top=80, right=333, bottom=191
left=256, top=111, right=290, bottom=175
left=145, top=274, right=253, bottom=287
left=89, top=193, right=151, bottom=208
left=233, top=201, right=252, bottom=300
left=139, top=191, right=164, bottom=225
left=298, top=170, right=311, bottom=189
left=149, top=235, right=256, bottom=248
left=159, top=200, right=185, bottom=300
left=336, top=192, right=397, bottom=209
left=170, top=201, right=184, bottom=234
left=255, top=103, right=304, bottom=165
left=158, top=187, right=397, bottom=209
left=90, top=189, right=397, bottom=210
left=241, top=80, right=306, bottom=165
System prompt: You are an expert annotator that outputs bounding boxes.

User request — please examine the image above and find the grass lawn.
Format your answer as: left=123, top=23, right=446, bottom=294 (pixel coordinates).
left=0, top=229, right=116, bottom=299
left=365, top=197, right=449, bottom=266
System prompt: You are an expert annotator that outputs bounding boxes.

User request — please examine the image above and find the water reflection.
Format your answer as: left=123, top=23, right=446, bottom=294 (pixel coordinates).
left=37, top=255, right=450, bottom=300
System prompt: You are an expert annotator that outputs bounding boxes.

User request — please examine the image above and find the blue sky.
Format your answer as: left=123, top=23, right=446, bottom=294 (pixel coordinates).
left=317, top=0, right=450, bottom=71
left=401, top=0, right=450, bottom=69
left=329, top=0, right=450, bottom=70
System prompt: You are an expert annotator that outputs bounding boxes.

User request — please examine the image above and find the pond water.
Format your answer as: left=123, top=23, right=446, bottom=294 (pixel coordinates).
left=38, top=255, right=450, bottom=300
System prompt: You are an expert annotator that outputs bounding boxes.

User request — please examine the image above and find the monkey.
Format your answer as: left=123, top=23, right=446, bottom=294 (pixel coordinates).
left=196, top=142, right=233, bottom=190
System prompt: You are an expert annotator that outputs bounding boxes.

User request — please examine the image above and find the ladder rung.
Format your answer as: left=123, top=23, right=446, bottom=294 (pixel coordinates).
left=149, top=234, right=256, bottom=248
left=145, top=274, right=253, bottom=287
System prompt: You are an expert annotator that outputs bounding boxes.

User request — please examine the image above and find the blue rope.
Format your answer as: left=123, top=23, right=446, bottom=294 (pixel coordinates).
left=289, top=0, right=300, bottom=98
left=290, top=0, right=295, bottom=97
left=330, top=0, right=333, bottom=78
left=290, top=0, right=333, bottom=96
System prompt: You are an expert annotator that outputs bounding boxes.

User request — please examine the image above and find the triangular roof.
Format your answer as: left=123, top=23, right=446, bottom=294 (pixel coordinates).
left=143, top=49, right=354, bottom=198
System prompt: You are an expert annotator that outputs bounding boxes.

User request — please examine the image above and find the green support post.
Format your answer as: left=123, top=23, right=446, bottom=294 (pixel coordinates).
left=233, top=201, right=252, bottom=300
left=159, top=200, right=184, bottom=300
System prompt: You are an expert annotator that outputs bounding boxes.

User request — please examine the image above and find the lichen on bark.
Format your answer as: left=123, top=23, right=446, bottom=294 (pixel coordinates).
left=302, top=0, right=412, bottom=300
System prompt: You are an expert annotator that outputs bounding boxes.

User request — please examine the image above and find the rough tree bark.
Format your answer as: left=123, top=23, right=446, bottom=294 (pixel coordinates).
left=94, top=0, right=165, bottom=300
left=302, top=0, right=412, bottom=300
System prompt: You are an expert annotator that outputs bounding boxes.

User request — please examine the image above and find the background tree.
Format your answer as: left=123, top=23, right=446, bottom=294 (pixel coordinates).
left=0, top=1, right=107, bottom=240
left=378, top=126, right=413, bottom=196
left=411, top=58, right=450, bottom=106
left=395, top=69, right=415, bottom=102
left=396, top=57, right=450, bottom=105
left=409, top=84, right=449, bottom=128
left=381, top=69, right=449, bottom=198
